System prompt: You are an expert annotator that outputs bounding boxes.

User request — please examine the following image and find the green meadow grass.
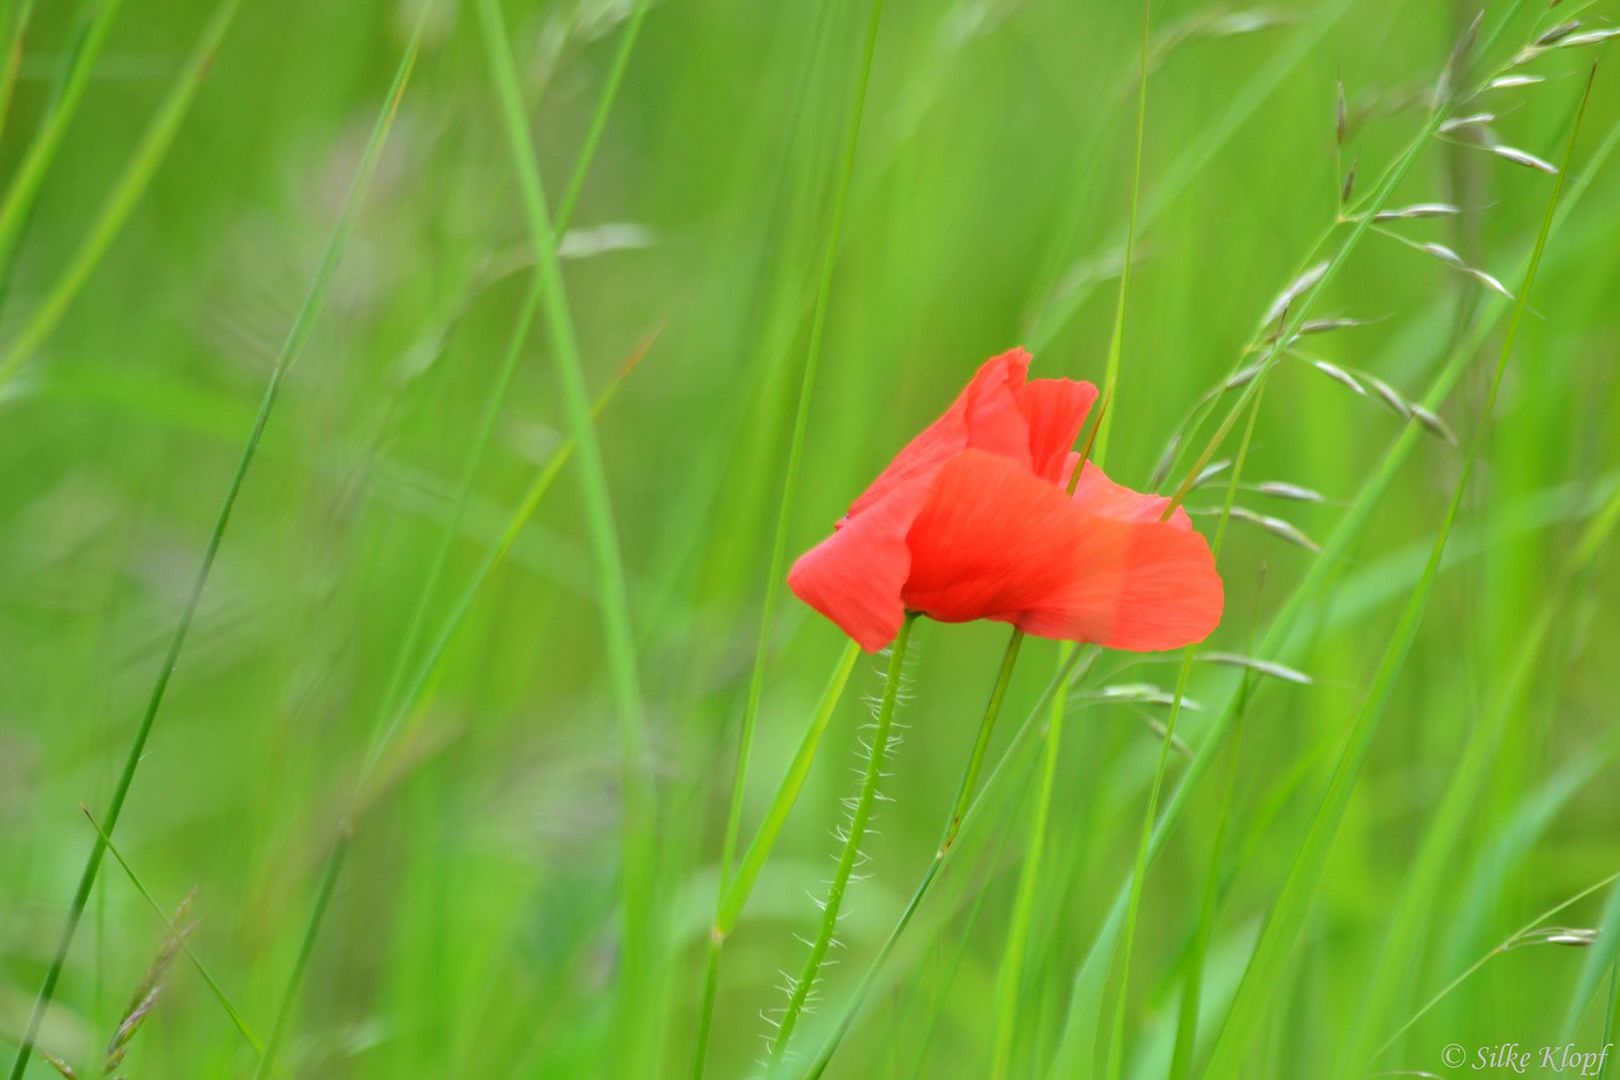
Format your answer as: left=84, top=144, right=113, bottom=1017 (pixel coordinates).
left=3, top=1, right=1620, bottom=1077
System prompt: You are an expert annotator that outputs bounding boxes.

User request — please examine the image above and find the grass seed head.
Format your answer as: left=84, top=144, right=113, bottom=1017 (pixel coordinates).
left=1491, top=144, right=1559, bottom=174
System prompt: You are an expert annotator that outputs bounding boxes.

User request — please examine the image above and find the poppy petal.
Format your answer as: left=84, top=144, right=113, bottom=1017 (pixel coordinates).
left=902, top=450, right=1223, bottom=650
left=1019, top=378, right=1099, bottom=483
left=788, top=478, right=934, bottom=652
left=1068, top=458, right=1193, bottom=529
left=848, top=349, right=1032, bottom=518
left=901, top=450, right=1096, bottom=626
left=1017, top=516, right=1223, bottom=650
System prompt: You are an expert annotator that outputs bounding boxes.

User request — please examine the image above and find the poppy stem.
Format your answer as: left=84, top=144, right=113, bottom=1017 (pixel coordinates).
left=941, top=628, right=1025, bottom=856
left=769, top=615, right=915, bottom=1067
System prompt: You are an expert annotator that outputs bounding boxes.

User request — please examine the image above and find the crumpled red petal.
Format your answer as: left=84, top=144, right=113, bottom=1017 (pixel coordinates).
left=787, top=476, right=933, bottom=652
left=847, top=349, right=1032, bottom=518
left=788, top=349, right=1219, bottom=653
left=1067, top=458, right=1193, bottom=529
left=1020, top=379, right=1099, bottom=483
left=902, top=451, right=1223, bottom=650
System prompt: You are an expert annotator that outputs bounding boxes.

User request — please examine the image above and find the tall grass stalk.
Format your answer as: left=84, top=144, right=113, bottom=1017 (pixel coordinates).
left=475, top=0, right=659, bottom=1070
left=0, top=0, right=245, bottom=389
left=990, top=4, right=1149, bottom=1072
left=1199, top=64, right=1595, bottom=1079
left=0, top=0, right=122, bottom=271
left=1167, top=583, right=1265, bottom=1080
left=372, top=0, right=649, bottom=771
left=767, top=615, right=915, bottom=1070
left=1103, top=381, right=1264, bottom=1079
left=1042, top=11, right=1571, bottom=1060
left=4, top=12, right=425, bottom=1079
left=692, top=2, right=887, bottom=1071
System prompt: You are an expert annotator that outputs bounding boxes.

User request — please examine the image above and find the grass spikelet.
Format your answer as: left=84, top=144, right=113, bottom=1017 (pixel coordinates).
left=1491, top=144, right=1560, bottom=173
left=1200, top=651, right=1314, bottom=684
left=1366, top=374, right=1412, bottom=418
left=1088, top=683, right=1206, bottom=711
left=1554, top=27, right=1620, bottom=48
left=1307, top=356, right=1368, bottom=395
left=1486, top=73, right=1544, bottom=89
left=1260, top=261, right=1328, bottom=327
left=1216, top=505, right=1323, bottom=552
left=1439, top=111, right=1495, bottom=133
left=1536, top=19, right=1585, bottom=46
left=1371, top=201, right=1462, bottom=220
left=1193, top=459, right=1233, bottom=488
left=1252, top=480, right=1326, bottom=502
left=1410, top=404, right=1460, bottom=446
left=103, top=893, right=196, bottom=1077
left=36, top=1050, right=77, bottom=1080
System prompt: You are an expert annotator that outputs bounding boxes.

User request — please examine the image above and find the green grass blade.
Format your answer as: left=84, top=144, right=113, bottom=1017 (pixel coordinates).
left=992, top=5, right=1149, bottom=1072
left=475, top=1, right=656, bottom=1071
left=1198, top=65, right=1595, bottom=1080
left=79, top=807, right=262, bottom=1054
left=1378, top=868, right=1620, bottom=1057
left=713, top=640, right=861, bottom=937
left=4, top=11, right=425, bottom=1080
left=368, top=0, right=646, bottom=774
left=693, top=1, right=886, bottom=1071
left=1102, top=383, right=1264, bottom=1078
left=1338, top=473, right=1620, bottom=1073
left=0, top=0, right=243, bottom=389
left=1027, top=0, right=1354, bottom=353
left=1564, top=882, right=1620, bottom=1039
left=0, top=0, right=122, bottom=265
left=0, top=0, right=36, bottom=147
left=1603, top=962, right=1620, bottom=1080
left=252, top=835, right=348, bottom=1079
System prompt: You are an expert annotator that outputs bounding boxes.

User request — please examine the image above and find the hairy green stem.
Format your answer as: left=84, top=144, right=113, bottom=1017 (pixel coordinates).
left=769, top=615, right=914, bottom=1068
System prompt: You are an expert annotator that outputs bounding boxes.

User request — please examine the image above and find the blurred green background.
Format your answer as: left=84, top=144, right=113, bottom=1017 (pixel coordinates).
left=2, top=0, right=1619, bottom=1076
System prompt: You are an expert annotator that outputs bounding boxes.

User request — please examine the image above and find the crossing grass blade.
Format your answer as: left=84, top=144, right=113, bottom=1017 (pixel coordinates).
left=1339, top=472, right=1620, bottom=1074
left=0, top=0, right=245, bottom=389
left=0, top=0, right=123, bottom=270
left=79, top=807, right=262, bottom=1054
left=4, top=10, right=426, bottom=1079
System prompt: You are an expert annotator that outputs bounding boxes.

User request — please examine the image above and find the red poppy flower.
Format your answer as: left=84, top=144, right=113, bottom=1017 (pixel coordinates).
left=788, top=348, right=1224, bottom=652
